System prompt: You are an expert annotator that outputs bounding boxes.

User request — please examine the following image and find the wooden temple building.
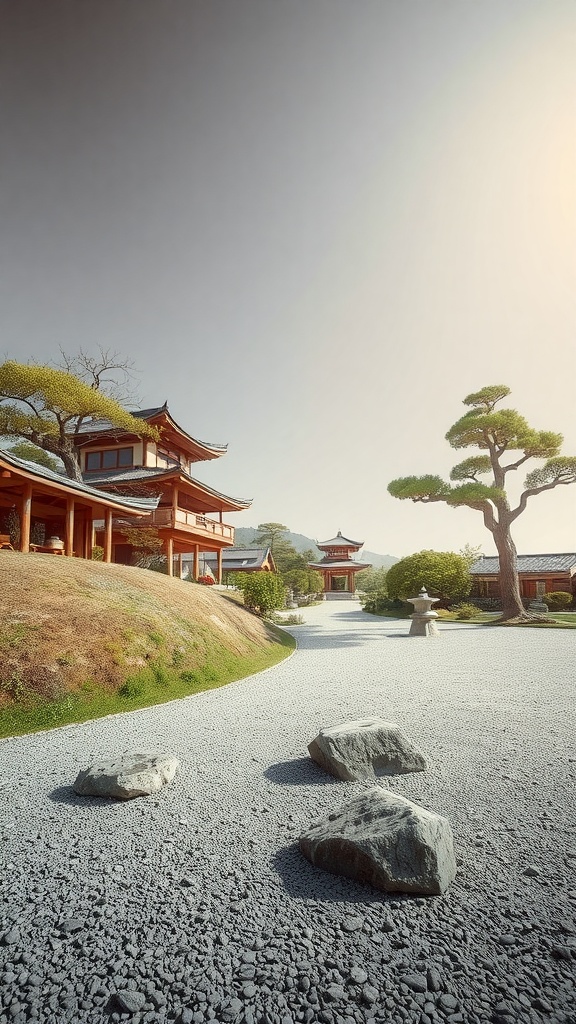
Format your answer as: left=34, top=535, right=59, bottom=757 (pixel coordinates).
left=71, top=403, right=251, bottom=579
left=469, top=553, right=576, bottom=603
left=0, top=448, right=158, bottom=560
left=308, top=531, right=370, bottom=599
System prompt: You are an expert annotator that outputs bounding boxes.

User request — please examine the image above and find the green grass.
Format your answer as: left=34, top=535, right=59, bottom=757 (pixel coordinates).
left=364, top=608, right=576, bottom=627
left=0, top=625, right=295, bottom=740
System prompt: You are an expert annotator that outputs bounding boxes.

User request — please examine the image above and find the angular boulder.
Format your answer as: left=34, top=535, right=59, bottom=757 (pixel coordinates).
left=299, top=787, right=456, bottom=895
left=73, top=752, right=179, bottom=800
left=308, top=718, right=427, bottom=781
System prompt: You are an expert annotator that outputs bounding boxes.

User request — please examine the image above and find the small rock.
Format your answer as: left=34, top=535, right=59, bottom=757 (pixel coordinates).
left=325, top=984, right=347, bottom=1001
left=426, top=967, right=442, bottom=992
left=308, top=718, right=427, bottom=781
left=341, top=917, right=364, bottom=933
left=349, top=967, right=368, bottom=984
left=523, top=865, right=541, bottom=877
left=439, top=993, right=459, bottom=1012
left=115, top=989, right=146, bottom=1012
left=401, top=974, right=427, bottom=993
left=497, top=934, right=516, bottom=946
left=300, top=787, right=456, bottom=895
left=362, top=984, right=379, bottom=1005
left=59, top=918, right=83, bottom=934
left=74, top=752, right=179, bottom=800
left=551, top=945, right=573, bottom=961
left=1, top=930, right=19, bottom=946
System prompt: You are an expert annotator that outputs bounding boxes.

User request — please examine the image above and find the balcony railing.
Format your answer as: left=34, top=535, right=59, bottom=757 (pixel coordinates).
left=108, top=508, right=234, bottom=542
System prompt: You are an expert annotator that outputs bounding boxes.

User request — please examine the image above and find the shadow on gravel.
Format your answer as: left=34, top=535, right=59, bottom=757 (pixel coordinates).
left=272, top=842, right=410, bottom=906
left=48, top=785, right=104, bottom=807
left=295, top=628, right=386, bottom=649
left=265, top=757, right=337, bottom=786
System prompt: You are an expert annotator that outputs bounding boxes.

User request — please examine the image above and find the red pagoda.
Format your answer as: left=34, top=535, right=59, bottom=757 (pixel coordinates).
left=308, top=531, right=371, bottom=600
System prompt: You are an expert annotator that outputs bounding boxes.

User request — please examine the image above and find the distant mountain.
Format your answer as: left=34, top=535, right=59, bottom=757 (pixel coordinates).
left=233, top=527, right=398, bottom=569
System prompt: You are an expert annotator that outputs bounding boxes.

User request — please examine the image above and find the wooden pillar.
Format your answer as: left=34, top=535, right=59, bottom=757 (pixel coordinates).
left=193, top=544, right=199, bottom=581
left=103, top=508, right=113, bottom=563
left=166, top=536, right=174, bottom=576
left=65, top=498, right=75, bottom=557
left=21, top=483, right=32, bottom=553
left=84, top=517, right=94, bottom=560
left=172, top=487, right=179, bottom=527
left=216, top=548, right=223, bottom=584
left=177, top=553, right=183, bottom=579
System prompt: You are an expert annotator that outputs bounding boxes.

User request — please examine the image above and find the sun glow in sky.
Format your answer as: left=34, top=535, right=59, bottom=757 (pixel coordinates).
left=1, top=1, right=576, bottom=557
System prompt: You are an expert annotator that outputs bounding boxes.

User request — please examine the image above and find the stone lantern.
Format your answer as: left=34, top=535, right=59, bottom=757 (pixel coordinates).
left=407, top=586, right=440, bottom=636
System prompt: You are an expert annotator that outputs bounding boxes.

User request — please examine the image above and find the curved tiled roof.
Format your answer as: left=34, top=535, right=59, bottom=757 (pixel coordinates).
left=73, top=405, right=227, bottom=457
left=308, top=560, right=371, bottom=570
left=84, top=465, right=252, bottom=511
left=317, top=531, right=364, bottom=549
left=470, top=553, right=576, bottom=574
left=0, top=450, right=159, bottom=513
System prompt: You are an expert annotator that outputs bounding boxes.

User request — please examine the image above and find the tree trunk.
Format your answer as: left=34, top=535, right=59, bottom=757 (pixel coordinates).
left=492, top=523, right=529, bottom=621
left=60, top=449, right=83, bottom=482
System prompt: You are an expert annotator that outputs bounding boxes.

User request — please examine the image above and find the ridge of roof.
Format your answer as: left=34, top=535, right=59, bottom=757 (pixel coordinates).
left=73, top=404, right=228, bottom=455
left=317, top=531, right=364, bottom=548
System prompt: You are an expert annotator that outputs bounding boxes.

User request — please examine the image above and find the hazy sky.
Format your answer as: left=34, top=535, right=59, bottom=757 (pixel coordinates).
left=2, top=1, right=576, bottom=557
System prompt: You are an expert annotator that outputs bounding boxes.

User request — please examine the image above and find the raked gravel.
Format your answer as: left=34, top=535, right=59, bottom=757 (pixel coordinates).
left=0, top=601, right=575, bottom=1024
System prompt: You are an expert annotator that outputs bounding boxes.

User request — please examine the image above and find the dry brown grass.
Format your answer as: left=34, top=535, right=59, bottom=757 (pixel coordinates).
left=0, top=551, right=283, bottom=706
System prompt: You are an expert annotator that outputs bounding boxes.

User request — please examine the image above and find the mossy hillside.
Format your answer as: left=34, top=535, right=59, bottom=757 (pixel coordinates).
left=0, top=552, right=294, bottom=738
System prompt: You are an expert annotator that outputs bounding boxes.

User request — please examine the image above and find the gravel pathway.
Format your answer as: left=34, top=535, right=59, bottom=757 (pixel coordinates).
left=1, top=601, right=575, bottom=1024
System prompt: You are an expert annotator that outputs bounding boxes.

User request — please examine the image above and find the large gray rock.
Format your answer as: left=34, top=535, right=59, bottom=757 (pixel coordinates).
left=73, top=752, right=179, bottom=800
left=308, top=718, right=427, bottom=780
left=299, top=786, right=456, bottom=895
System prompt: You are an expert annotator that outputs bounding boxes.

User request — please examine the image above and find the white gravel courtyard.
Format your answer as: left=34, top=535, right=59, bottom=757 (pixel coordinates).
left=0, top=600, right=574, bottom=1024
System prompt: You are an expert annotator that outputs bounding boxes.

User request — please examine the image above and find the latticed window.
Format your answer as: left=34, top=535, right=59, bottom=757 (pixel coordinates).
left=85, top=447, right=133, bottom=472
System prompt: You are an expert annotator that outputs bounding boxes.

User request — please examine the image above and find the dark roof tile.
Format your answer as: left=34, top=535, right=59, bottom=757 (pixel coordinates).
left=470, top=553, right=576, bottom=574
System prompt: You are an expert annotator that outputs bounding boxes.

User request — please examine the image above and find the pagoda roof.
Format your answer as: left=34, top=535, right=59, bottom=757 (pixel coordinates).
left=73, top=403, right=228, bottom=462
left=317, top=530, right=364, bottom=549
left=308, top=559, right=371, bottom=571
left=83, top=464, right=252, bottom=513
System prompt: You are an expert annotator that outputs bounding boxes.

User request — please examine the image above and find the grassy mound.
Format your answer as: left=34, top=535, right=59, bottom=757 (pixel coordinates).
left=0, top=552, right=294, bottom=738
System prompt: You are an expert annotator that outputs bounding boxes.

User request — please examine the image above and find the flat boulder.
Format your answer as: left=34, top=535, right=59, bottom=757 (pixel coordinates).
left=299, top=786, right=456, bottom=895
left=73, top=752, right=179, bottom=800
left=308, top=718, right=427, bottom=781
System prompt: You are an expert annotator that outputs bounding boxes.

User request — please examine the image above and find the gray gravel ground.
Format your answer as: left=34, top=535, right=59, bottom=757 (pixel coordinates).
left=1, top=601, right=575, bottom=1024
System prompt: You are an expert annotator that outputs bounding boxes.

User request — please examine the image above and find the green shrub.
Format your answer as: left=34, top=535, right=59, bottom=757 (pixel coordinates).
left=450, top=601, right=483, bottom=620
left=543, top=591, right=573, bottom=611
left=91, top=545, right=104, bottom=561
left=242, top=572, right=286, bottom=616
